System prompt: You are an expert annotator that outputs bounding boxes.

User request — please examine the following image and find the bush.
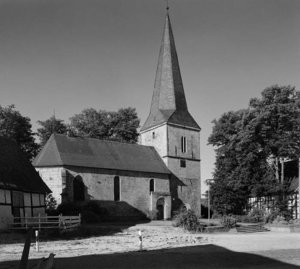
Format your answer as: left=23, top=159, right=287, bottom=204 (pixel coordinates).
left=289, top=219, right=300, bottom=225
left=247, top=207, right=265, bottom=223
left=81, top=210, right=101, bottom=223
left=220, top=215, right=237, bottom=229
left=173, top=209, right=202, bottom=232
left=56, top=202, right=81, bottom=215
left=272, top=215, right=289, bottom=225
left=56, top=201, right=108, bottom=223
left=145, top=209, right=158, bottom=220
left=82, top=201, right=108, bottom=217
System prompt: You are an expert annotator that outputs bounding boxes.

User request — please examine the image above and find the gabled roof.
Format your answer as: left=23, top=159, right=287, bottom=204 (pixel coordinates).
left=33, top=134, right=171, bottom=175
left=141, top=13, right=200, bottom=132
left=0, top=137, right=51, bottom=193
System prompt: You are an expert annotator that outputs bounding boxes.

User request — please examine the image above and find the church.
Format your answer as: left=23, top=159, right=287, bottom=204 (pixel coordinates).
left=33, top=11, right=201, bottom=220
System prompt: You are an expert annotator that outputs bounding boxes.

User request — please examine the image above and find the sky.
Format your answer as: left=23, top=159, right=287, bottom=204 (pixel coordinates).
left=0, top=0, right=299, bottom=194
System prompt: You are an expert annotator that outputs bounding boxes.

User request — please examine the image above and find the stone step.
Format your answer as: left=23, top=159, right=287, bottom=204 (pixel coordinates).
left=236, top=224, right=269, bottom=233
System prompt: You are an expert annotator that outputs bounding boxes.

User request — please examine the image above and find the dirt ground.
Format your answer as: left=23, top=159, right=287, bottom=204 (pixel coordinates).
left=0, top=221, right=300, bottom=268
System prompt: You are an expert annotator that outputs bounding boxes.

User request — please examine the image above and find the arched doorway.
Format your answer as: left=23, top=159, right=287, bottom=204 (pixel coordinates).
left=156, top=197, right=165, bottom=220
left=73, top=176, right=85, bottom=202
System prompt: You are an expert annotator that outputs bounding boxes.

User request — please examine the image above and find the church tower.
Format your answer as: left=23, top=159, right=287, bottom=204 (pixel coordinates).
left=140, top=10, right=201, bottom=215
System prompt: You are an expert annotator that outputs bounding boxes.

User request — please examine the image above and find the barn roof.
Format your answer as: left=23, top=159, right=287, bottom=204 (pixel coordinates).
left=33, top=134, right=171, bottom=175
left=0, top=137, right=51, bottom=193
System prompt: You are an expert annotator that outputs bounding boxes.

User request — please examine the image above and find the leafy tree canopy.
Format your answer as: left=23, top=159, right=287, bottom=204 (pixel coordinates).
left=208, top=85, right=300, bottom=214
left=69, top=107, right=140, bottom=143
left=37, top=116, right=68, bottom=146
left=0, top=105, right=38, bottom=160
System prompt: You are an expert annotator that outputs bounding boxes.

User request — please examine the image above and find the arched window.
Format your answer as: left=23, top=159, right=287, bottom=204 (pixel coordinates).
left=114, top=176, right=120, bottom=201
left=73, top=176, right=85, bottom=202
left=150, top=179, right=154, bottom=193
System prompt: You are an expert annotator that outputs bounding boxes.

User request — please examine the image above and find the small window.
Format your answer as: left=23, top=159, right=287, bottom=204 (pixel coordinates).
left=114, top=176, right=120, bottom=201
left=181, top=136, right=186, bottom=153
left=150, top=179, right=154, bottom=193
left=152, top=132, right=155, bottom=139
left=180, top=159, right=186, bottom=168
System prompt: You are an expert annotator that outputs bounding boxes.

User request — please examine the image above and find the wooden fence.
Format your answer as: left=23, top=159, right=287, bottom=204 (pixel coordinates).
left=11, top=214, right=81, bottom=231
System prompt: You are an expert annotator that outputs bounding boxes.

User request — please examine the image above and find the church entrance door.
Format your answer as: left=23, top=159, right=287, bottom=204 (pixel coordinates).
left=156, top=198, right=165, bottom=220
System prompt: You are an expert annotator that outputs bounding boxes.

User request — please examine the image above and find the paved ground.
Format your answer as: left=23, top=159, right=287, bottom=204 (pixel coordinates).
left=0, top=221, right=300, bottom=268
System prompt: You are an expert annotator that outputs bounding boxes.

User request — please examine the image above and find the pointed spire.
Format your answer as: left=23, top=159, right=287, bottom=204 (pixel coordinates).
left=141, top=12, right=200, bottom=132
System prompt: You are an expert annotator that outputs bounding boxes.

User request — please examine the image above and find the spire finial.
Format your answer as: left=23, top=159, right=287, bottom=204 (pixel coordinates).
left=166, top=0, right=169, bottom=11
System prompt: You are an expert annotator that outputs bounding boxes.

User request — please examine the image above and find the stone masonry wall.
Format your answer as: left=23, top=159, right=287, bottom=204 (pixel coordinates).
left=36, top=167, right=63, bottom=205
left=66, top=167, right=170, bottom=218
left=140, top=124, right=168, bottom=162
left=167, top=125, right=201, bottom=215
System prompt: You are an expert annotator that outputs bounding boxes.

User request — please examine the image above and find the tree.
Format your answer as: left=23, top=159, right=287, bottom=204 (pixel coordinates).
left=37, top=116, right=68, bottom=146
left=208, top=85, right=300, bottom=215
left=0, top=105, right=38, bottom=160
left=70, top=107, right=140, bottom=143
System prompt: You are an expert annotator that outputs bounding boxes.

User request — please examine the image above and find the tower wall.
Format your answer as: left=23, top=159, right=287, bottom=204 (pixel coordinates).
left=140, top=124, right=168, bottom=164
left=166, top=125, right=201, bottom=215
left=140, top=124, right=201, bottom=216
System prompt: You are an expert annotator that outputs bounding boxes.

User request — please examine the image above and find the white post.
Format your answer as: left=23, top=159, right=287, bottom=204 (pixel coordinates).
left=208, top=186, right=210, bottom=223
left=298, top=158, right=300, bottom=219
left=138, top=230, right=143, bottom=251
left=25, top=213, right=28, bottom=230
left=38, top=213, right=41, bottom=231
left=35, top=230, right=39, bottom=252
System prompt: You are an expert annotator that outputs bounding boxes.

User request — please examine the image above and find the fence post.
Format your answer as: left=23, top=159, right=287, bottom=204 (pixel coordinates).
left=25, top=213, right=27, bottom=230
left=19, top=228, right=32, bottom=269
left=38, top=213, right=41, bottom=231
left=59, top=214, right=62, bottom=229
left=79, top=213, right=81, bottom=225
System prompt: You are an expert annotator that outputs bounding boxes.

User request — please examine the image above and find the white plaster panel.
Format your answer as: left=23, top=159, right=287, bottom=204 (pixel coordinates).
left=40, top=194, right=45, bottom=206
left=24, top=207, right=32, bottom=217
left=5, top=190, right=11, bottom=204
left=24, top=193, right=31, bottom=207
left=0, top=205, right=13, bottom=230
left=0, top=189, right=5, bottom=203
left=32, top=207, right=46, bottom=217
left=32, top=193, right=40, bottom=206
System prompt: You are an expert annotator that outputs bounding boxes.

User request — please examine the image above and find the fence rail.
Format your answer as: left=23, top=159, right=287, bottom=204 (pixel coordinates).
left=10, top=214, right=81, bottom=231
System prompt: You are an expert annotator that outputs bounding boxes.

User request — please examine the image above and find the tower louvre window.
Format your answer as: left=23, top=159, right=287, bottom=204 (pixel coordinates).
left=181, top=136, right=186, bottom=153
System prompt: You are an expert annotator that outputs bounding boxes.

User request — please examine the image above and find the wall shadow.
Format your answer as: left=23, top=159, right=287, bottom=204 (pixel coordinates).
left=1, top=244, right=298, bottom=269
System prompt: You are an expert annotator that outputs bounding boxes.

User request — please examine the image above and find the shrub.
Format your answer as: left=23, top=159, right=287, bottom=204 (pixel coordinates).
left=289, top=219, right=300, bottom=225
left=220, top=215, right=237, bottom=229
left=56, top=201, right=108, bottom=223
left=82, top=201, right=108, bottom=217
left=247, top=207, right=265, bottom=223
left=81, top=210, right=101, bottom=223
left=211, top=212, right=222, bottom=219
left=56, top=202, right=81, bottom=215
left=272, top=215, right=289, bottom=225
left=173, top=209, right=202, bottom=232
left=45, top=194, right=58, bottom=215
left=145, top=209, right=158, bottom=220
left=81, top=201, right=109, bottom=223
